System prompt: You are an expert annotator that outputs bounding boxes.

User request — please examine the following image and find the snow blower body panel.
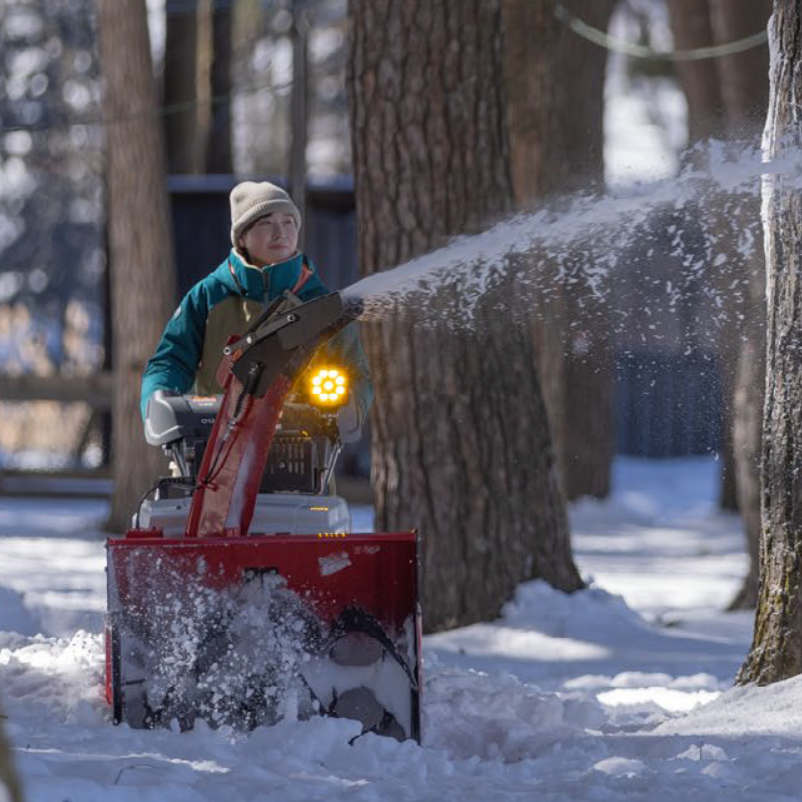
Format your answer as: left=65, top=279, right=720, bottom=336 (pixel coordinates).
left=105, top=291, right=421, bottom=740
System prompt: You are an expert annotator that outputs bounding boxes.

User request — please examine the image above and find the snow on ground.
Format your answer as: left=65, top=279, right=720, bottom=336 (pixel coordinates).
left=2, top=457, right=799, bottom=801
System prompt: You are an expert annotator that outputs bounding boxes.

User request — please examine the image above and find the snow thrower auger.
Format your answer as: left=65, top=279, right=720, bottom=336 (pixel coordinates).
left=105, top=290, right=421, bottom=741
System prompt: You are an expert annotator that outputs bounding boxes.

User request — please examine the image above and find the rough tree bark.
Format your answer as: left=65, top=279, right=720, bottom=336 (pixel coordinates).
left=738, top=1, right=802, bottom=683
left=501, top=0, right=615, bottom=501
left=348, top=0, right=582, bottom=632
left=97, top=0, right=176, bottom=532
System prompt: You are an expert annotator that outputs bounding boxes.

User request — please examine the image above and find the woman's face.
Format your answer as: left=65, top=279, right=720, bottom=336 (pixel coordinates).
left=239, top=212, right=299, bottom=266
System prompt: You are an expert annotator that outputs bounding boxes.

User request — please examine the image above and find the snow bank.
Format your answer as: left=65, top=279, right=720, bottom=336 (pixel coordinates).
left=656, top=675, right=802, bottom=739
left=424, top=665, right=605, bottom=762
left=0, top=631, right=104, bottom=727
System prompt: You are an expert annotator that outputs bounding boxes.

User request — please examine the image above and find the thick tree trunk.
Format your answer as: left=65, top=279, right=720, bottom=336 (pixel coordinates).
left=738, top=2, right=802, bottom=684
left=348, top=0, right=582, bottom=632
left=501, top=0, right=615, bottom=501
left=164, top=0, right=201, bottom=173
left=97, top=0, right=176, bottom=532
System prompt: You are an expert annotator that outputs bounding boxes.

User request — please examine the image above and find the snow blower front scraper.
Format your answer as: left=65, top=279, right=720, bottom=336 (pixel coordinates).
left=105, top=290, right=421, bottom=741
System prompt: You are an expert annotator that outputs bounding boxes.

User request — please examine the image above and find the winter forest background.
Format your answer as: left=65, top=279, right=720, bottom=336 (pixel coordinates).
left=0, top=0, right=774, bottom=608
left=9, top=0, right=802, bottom=798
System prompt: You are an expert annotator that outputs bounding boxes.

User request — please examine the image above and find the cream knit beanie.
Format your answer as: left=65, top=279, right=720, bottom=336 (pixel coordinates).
left=230, top=181, right=302, bottom=246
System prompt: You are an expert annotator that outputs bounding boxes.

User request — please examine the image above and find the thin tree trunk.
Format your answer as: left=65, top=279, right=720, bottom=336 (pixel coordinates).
left=666, top=0, right=726, bottom=143
left=206, top=0, right=233, bottom=173
left=97, top=0, right=176, bottom=532
left=289, top=1, right=309, bottom=247
left=738, top=1, right=802, bottom=684
left=709, top=0, right=771, bottom=136
left=164, top=0, right=201, bottom=173
left=348, top=0, right=582, bottom=632
left=717, top=331, right=739, bottom=513
left=667, top=0, right=765, bottom=524
left=729, top=290, right=764, bottom=610
left=666, top=0, right=735, bottom=514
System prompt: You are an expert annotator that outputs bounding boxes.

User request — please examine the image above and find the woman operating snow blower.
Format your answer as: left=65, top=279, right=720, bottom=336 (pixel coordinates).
left=140, top=180, right=372, bottom=441
left=103, top=183, right=421, bottom=741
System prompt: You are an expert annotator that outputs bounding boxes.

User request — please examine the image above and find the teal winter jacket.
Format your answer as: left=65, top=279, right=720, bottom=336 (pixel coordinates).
left=140, top=249, right=372, bottom=420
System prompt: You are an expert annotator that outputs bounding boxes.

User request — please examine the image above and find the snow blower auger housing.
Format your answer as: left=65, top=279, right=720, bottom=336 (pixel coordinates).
left=105, top=291, right=421, bottom=741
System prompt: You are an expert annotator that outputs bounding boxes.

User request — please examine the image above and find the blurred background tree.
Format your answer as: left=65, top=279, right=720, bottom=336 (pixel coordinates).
left=96, top=0, right=176, bottom=531
left=0, top=0, right=105, bottom=468
left=665, top=0, right=770, bottom=609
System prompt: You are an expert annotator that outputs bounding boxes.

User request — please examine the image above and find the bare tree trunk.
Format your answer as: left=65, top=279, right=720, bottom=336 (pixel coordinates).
left=206, top=0, right=233, bottom=173
left=164, top=0, right=201, bottom=173
left=502, top=0, right=612, bottom=198
left=501, top=0, right=616, bottom=501
left=729, top=286, right=764, bottom=610
left=665, top=0, right=737, bottom=517
left=348, top=0, right=582, bottom=632
left=709, top=0, right=771, bottom=135
left=289, top=1, right=309, bottom=247
left=738, top=1, right=802, bottom=684
left=97, top=0, right=176, bottom=532
left=666, top=0, right=726, bottom=142
left=667, top=0, right=769, bottom=537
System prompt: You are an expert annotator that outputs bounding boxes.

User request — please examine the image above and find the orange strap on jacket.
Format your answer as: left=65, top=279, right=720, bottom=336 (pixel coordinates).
left=291, top=263, right=313, bottom=295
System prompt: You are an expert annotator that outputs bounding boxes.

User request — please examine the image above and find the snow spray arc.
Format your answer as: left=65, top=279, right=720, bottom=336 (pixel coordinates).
left=342, top=139, right=769, bottom=345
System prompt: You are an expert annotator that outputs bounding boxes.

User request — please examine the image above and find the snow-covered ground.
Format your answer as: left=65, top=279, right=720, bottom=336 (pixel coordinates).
left=3, top=457, right=799, bottom=801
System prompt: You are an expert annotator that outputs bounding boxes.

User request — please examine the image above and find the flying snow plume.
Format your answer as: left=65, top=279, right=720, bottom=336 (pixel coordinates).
left=342, top=139, right=777, bottom=341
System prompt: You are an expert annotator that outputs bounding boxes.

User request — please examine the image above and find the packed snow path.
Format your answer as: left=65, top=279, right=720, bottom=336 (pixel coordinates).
left=3, top=458, right=801, bottom=802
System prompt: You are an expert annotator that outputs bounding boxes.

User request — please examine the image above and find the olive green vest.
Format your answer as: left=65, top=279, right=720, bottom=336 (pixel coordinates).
left=194, top=295, right=264, bottom=395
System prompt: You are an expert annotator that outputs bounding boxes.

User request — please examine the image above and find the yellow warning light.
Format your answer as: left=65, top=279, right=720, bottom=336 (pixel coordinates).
left=308, top=367, right=349, bottom=407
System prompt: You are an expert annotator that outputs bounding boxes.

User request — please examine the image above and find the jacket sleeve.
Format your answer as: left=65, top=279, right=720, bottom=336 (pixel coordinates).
left=140, top=284, right=209, bottom=419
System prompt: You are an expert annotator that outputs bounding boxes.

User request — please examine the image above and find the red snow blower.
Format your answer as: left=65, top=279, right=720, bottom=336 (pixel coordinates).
left=105, top=291, right=421, bottom=741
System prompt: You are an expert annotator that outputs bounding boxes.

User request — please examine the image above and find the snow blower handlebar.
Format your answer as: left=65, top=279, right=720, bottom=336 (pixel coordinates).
left=184, top=290, right=357, bottom=539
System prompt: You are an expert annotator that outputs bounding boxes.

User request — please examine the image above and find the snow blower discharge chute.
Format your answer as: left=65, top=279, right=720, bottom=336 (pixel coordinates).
left=105, top=291, right=421, bottom=741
